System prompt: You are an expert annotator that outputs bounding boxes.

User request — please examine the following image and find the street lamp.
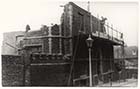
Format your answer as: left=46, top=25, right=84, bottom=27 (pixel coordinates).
left=86, top=34, right=94, bottom=87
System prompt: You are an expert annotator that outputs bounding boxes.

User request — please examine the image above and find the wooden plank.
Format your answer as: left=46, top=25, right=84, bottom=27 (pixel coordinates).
left=30, top=62, right=70, bottom=66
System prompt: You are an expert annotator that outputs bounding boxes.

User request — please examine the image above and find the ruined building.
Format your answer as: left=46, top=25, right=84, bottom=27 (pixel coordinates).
left=2, top=2, right=125, bottom=86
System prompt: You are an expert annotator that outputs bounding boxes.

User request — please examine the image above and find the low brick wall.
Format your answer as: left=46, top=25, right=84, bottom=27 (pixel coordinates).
left=2, top=55, right=24, bottom=86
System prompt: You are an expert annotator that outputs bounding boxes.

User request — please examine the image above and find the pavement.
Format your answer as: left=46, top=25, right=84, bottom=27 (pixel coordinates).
left=96, top=79, right=138, bottom=87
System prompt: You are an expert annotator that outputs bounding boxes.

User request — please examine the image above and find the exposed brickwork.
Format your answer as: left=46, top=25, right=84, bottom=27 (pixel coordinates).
left=51, top=24, right=60, bottom=35
left=52, top=38, right=60, bottom=54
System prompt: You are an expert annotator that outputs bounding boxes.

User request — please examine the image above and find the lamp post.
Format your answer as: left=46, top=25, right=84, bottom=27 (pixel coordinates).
left=86, top=35, right=94, bottom=87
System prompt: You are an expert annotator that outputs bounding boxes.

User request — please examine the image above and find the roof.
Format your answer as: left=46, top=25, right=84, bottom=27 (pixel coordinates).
left=114, top=46, right=138, bottom=59
left=124, top=46, right=138, bottom=59
left=2, top=31, right=25, bottom=55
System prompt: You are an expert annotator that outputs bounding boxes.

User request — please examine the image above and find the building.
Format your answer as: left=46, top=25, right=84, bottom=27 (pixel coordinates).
left=2, top=31, right=24, bottom=55
left=2, top=2, right=124, bottom=86
left=114, top=46, right=138, bottom=79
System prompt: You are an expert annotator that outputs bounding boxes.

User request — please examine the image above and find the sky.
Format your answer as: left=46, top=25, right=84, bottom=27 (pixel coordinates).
left=0, top=0, right=138, bottom=46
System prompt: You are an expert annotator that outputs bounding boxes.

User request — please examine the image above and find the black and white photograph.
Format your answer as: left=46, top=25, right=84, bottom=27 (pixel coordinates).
left=0, top=0, right=138, bottom=87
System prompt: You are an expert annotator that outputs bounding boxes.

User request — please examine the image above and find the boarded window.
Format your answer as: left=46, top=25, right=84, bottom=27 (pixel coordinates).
left=78, top=12, right=84, bottom=32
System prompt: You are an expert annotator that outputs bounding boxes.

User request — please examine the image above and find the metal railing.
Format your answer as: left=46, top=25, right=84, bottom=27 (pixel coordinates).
left=104, top=23, right=123, bottom=41
left=93, top=14, right=124, bottom=43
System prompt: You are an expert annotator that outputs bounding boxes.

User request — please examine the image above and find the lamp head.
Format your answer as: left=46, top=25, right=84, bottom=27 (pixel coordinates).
left=86, top=35, right=94, bottom=48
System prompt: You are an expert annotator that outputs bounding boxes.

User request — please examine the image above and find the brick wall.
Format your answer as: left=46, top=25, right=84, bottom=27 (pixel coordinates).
left=30, top=64, right=71, bottom=86
left=2, top=55, right=24, bottom=86
left=30, top=54, right=71, bottom=86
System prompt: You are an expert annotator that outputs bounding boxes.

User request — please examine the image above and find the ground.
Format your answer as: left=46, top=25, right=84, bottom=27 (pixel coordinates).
left=96, top=79, right=137, bottom=87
